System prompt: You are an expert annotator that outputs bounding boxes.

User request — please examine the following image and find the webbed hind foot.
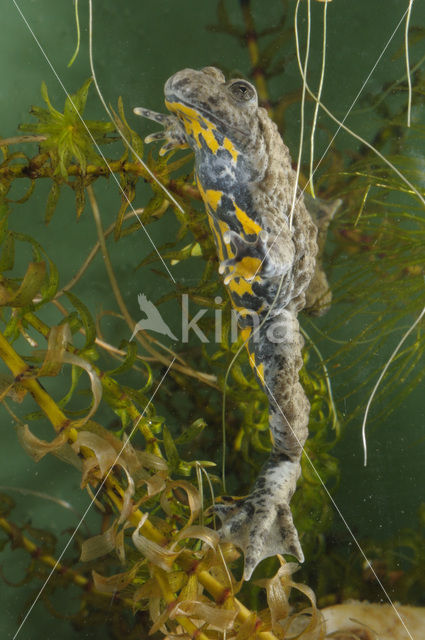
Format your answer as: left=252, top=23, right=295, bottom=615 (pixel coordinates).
left=214, top=490, right=303, bottom=580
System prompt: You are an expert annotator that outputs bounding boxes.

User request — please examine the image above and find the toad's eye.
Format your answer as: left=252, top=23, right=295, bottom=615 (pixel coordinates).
left=228, top=80, right=256, bottom=103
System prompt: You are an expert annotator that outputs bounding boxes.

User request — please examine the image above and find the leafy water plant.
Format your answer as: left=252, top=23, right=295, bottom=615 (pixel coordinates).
left=1, top=0, right=425, bottom=638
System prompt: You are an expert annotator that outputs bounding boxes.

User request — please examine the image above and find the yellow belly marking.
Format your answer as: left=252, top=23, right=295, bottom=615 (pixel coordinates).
left=234, top=202, right=261, bottom=236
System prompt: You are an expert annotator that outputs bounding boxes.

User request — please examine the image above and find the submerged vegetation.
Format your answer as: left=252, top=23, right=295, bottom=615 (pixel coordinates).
left=0, top=0, right=424, bottom=637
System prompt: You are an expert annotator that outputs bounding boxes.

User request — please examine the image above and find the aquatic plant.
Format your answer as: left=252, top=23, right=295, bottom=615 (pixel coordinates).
left=0, top=0, right=424, bottom=638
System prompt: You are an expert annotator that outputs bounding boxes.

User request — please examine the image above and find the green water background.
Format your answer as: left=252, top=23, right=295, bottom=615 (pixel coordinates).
left=1, top=1, right=424, bottom=637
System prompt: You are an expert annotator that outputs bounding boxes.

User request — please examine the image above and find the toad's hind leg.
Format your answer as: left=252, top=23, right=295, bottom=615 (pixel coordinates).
left=215, top=309, right=309, bottom=580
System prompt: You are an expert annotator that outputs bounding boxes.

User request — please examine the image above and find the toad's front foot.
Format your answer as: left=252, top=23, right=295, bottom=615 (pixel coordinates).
left=133, top=107, right=187, bottom=155
left=214, top=458, right=304, bottom=580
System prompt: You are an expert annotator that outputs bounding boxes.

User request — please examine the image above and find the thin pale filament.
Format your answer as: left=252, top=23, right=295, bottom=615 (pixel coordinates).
left=405, top=0, right=414, bottom=127
left=290, top=0, right=311, bottom=231
left=309, top=0, right=328, bottom=198
left=67, top=0, right=80, bottom=67
left=361, top=301, right=425, bottom=466
left=88, top=0, right=184, bottom=215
